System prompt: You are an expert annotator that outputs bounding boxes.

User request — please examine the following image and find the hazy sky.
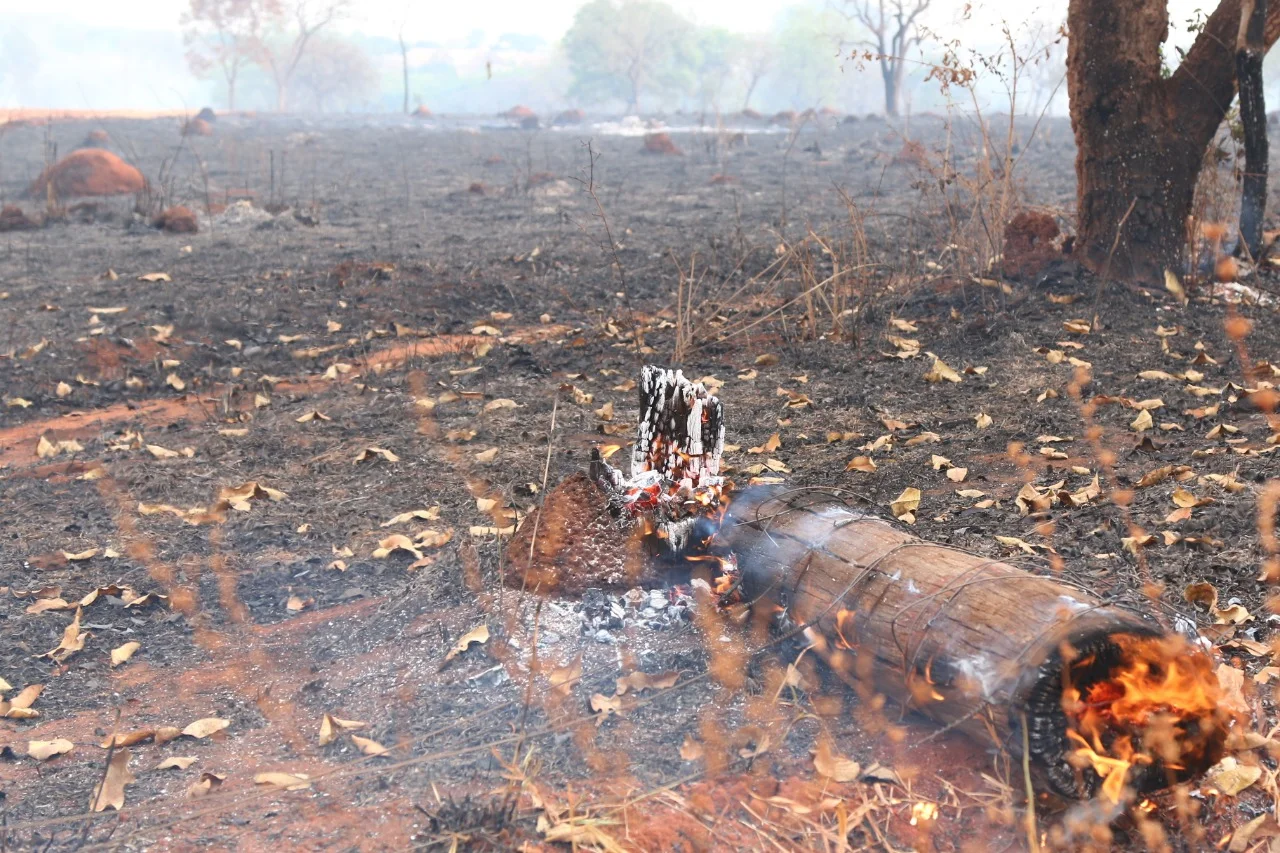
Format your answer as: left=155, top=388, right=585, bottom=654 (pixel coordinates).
left=40, top=0, right=1212, bottom=42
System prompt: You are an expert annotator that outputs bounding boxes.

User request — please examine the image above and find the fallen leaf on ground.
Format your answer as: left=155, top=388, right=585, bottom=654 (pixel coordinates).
left=615, top=671, right=679, bottom=696
left=381, top=507, right=441, bottom=526
left=254, top=772, right=311, bottom=790
left=181, top=718, right=230, bottom=739
left=373, top=534, right=423, bottom=560
left=890, top=488, right=921, bottom=519
left=296, top=410, right=330, bottom=423
left=351, top=735, right=390, bottom=756
left=680, top=734, right=704, bottom=761
left=187, top=772, right=226, bottom=797
left=846, top=456, right=877, bottom=473
left=1206, top=756, right=1262, bottom=796
left=39, top=607, right=88, bottom=663
left=110, top=641, right=141, bottom=668
left=975, top=412, right=993, bottom=429
left=354, top=446, right=399, bottom=464
left=441, top=624, right=489, bottom=668
left=37, top=435, right=84, bottom=458
left=28, top=738, right=74, bottom=761
left=319, top=713, right=368, bottom=746
left=90, top=749, right=136, bottom=811
left=590, top=693, right=622, bottom=725
left=156, top=756, right=198, bottom=770
left=813, top=738, right=861, bottom=782
left=484, top=398, right=520, bottom=412
left=924, top=357, right=962, bottom=383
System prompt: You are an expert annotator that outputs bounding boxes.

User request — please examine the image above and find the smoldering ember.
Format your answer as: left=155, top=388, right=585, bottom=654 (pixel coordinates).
left=4, top=1, right=1280, bottom=851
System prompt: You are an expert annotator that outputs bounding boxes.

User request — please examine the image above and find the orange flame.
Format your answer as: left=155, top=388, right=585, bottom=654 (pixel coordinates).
left=1062, top=635, right=1225, bottom=803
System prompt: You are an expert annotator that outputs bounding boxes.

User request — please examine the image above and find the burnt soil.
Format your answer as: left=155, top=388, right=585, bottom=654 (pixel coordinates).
left=1, top=113, right=1278, bottom=851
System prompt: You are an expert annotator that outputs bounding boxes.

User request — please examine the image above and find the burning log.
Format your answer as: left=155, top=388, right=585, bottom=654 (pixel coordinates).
left=512, top=366, right=1232, bottom=800
left=708, top=488, right=1229, bottom=800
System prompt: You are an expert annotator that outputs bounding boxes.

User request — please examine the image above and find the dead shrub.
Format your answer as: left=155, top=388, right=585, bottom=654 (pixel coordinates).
left=153, top=205, right=199, bottom=234
left=553, top=108, right=584, bottom=125
left=708, top=174, right=738, bottom=185
left=81, top=129, right=110, bottom=148
left=1002, top=210, right=1060, bottom=279
left=642, top=132, right=682, bottom=156
left=739, top=108, right=764, bottom=121
left=27, top=149, right=145, bottom=199
left=468, top=182, right=488, bottom=195
left=195, top=106, right=217, bottom=123
left=771, top=110, right=797, bottom=125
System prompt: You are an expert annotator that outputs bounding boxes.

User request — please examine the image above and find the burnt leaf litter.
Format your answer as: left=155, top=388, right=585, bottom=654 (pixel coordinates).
left=0, top=113, right=1278, bottom=850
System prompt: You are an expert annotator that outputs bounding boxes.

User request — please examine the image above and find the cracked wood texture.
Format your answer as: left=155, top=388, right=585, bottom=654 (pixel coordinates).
left=720, top=490, right=1153, bottom=771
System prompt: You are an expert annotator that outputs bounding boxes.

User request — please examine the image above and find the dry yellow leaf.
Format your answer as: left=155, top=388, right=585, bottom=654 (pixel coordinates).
left=254, top=772, right=311, bottom=790
left=1130, top=409, right=1153, bottom=432
left=890, top=488, right=921, bottom=519
left=813, top=738, right=861, bottom=782
left=318, top=714, right=368, bottom=746
left=442, top=624, right=490, bottom=668
left=181, top=718, right=230, bottom=739
left=381, top=508, right=441, bottom=526
left=354, top=446, right=399, bottom=464
left=28, top=738, right=74, bottom=761
left=110, top=641, right=141, bottom=668
left=923, top=357, right=962, bottom=383
left=156, top=756, right=198, bottom=770
left=373, top=534, right=423, bottom=560
left=975, top=412, right=993, bottom=429
left=90, top=749, right=136, bottom=811
left=351, top=735, right=390, bottom=756
left=615, top=670, right=679, bottom=696
left=946, top=467, right=968, bottom=482
left=846, top=456, right=877, bottom=473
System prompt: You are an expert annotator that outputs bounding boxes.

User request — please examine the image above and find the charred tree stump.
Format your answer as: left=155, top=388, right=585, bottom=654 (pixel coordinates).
left=712, top=488, right=1229, bottom=799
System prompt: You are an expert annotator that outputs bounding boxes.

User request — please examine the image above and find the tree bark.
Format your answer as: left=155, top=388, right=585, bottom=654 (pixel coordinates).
left=1238, top=0, right=1269, bottom=257
left=882, top=64, right=898, bottom=117
left=1068, top=0, right=1280, bottom=284
left=712, top=488, right=1227, bottom=798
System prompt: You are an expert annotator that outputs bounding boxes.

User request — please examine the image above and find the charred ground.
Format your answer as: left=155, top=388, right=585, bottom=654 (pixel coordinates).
left=0, top=113, right=1276, bottom=850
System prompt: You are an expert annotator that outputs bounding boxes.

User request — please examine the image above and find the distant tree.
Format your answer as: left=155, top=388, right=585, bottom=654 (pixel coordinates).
left=562, top=0, right=696, bottom=112
left=769, top=6, right=848, bottom=110
left=181, top=0, right=274, bottom=110
left=292, top=36, right=376, bottom=112
left=737, top=35, right=774, bottom=112
left=846, top=0, right=932, bottom=116
left=257, top=0, right=349, bottom=111
left=692, top=28, right=740, bottom=112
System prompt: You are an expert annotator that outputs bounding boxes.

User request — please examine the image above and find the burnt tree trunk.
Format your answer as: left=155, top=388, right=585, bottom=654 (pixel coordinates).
left=1068, top=0, right=1280, bottom=284
left=1239, top=0, right=1269, bottom=257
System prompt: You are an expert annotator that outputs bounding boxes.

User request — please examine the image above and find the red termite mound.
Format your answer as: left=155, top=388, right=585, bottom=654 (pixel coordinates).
left=182, top=118, right=213, bottom=137
left=154, top=206, right=199, bottom=234
left=553, top=108, right=585, bottom=125
left=27, top=149, right=145, bottom=199
left=1002, top=210, right=1061, bottom=280
left=642, top=132, right=682, bottom=155
left=412, top=105, right=433, bottom=118
left=504, top=105, right=537, bottom=120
